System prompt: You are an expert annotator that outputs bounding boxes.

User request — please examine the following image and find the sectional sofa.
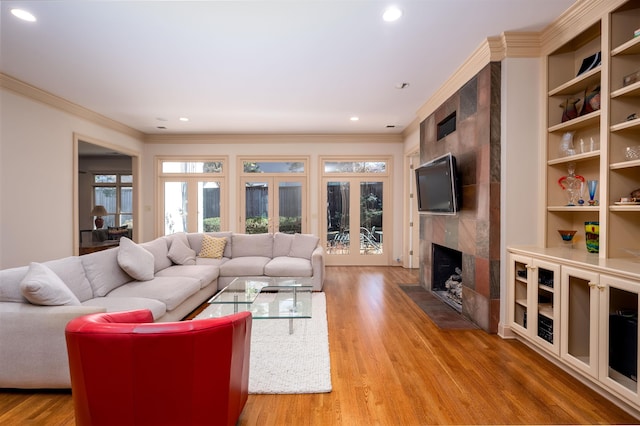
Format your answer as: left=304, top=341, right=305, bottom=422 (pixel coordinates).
left=0, top=231, right=324, bottom=389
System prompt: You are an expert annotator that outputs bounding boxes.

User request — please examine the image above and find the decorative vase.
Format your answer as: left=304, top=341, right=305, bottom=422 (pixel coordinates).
left=94, top=217, right=104, bottom=229
left=560, top=98, right=580, bottom=122
left=587, top=180, right=598, bottom=205
left=558, top=230, right=577, bottom=248
left=579, top=85, right=601, bottom=116
left=558, top=163, right=585, bottom=206
left=558, top=131, right=575, bottom=157
left=585, top=221, right=599, bottom=253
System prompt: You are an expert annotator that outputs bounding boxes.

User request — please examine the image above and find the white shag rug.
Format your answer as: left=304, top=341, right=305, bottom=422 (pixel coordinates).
left=248, top=292, right=332, bottom=394
left=198, top=292, right=332, bottom=394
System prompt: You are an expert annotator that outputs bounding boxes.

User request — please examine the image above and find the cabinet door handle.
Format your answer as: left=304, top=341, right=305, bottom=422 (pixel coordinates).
left=526, top=265, right=536, bottom=271
left=588, top=281, right=597, bottom=288
left=596, top=283, right=606, bottom=291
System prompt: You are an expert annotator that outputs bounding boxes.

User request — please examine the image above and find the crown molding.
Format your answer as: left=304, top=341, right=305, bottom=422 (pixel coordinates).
left=144, top=133, right=403, bottom=145
left=540, top=0, right=628, bottom=55
left=1, top=73, right=144, bottom=140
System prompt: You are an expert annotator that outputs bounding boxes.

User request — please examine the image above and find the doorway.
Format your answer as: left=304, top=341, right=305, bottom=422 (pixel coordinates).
left=73, top=134, right=140, bottom=255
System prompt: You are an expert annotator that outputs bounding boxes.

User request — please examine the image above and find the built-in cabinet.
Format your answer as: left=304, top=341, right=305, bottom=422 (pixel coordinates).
left=508, top=250, right=640, bottom=412
left=509, top=1, right=640, bottom=413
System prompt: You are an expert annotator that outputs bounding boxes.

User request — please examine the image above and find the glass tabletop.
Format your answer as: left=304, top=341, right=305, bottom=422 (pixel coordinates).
left=200, top=288, right=312, bottom=319
left=207, top=276, right=313, bottom=304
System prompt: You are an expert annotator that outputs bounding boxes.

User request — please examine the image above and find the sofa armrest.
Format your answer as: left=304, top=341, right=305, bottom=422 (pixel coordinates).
left=310, top=245, right=325, bottom=291
left=0, top=302, right=106, bottom=389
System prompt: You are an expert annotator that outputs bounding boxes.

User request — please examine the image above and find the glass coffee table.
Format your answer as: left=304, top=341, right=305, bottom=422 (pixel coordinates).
left=199, top=276, right=312, bottom=334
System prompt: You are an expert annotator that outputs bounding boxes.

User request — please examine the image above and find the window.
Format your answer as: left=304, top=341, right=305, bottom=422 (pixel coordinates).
left=93, top=173, right=133, bottom=228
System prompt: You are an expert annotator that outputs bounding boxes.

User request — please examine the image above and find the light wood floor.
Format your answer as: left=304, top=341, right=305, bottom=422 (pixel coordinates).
left=1, top=266, right=639, bottom=425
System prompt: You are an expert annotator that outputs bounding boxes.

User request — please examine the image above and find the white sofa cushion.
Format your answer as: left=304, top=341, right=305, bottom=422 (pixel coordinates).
left=44, top=256, right=94, bottom=302
left=231, top=233, right=273, bottom=258
left=273, top=232, right=294, bottom=257
left=117, top=237, right=155, bottom=281
left=139, top=237, right=173, bottom=273
left=106, top=276, right=201, bottom=311
left=220, top=256, right=271, bottom=277
left=20, top=263, right=81, bottom=306
left=0, top=266, right=29, bottom=302
left=82, top=297, right=167, bottom=320
left=82, top=248, right=134, bottom=297
left=167, top=235, right=196, bottom=265
left=289, top=233, right=320, bottom=259
left=155, top=265, right=219, bottom=289
left=264, top=257, right=313, bottom=277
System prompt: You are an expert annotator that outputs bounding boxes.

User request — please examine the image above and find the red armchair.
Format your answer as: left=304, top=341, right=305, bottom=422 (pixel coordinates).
left=65, top=309, right=252, bottom=426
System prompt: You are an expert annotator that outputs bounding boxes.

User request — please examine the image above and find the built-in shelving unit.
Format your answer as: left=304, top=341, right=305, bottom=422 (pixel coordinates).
left=508, top=0, right=640, bottom=416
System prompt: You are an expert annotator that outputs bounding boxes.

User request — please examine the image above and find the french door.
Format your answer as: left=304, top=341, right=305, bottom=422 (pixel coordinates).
left=322, top=176, right=390, bottom=265
left=240, top=176, right=306, bottom=234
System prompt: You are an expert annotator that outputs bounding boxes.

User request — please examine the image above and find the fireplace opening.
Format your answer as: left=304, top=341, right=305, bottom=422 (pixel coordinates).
left=431, top=244, right=463, bottom=312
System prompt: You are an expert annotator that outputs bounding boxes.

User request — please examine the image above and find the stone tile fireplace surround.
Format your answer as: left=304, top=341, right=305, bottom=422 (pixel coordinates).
left=419, top=63, right=501, bottom=333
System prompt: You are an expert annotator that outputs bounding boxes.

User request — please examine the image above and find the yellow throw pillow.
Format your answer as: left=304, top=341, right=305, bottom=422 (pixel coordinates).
left=199, top=235, right=227, bottom=259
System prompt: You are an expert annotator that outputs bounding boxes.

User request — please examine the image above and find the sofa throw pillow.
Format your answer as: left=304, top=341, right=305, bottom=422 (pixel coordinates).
left=117, top=237, right=155, bottom=281
left=289, top=233, right=320, bottom=259
left=199, top=235, right=227, bottom=259
left=168, top=237, right=196, bottom=265
left=20, top=262, right=81, bottom=306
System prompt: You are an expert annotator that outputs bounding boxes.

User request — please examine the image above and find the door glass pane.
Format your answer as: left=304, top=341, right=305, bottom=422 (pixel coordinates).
left=94, top=186, right=116, bottom=227
left=326, top=181, right=350, bottom=254
left=120, top=187, right=133, bottom=228
left=199, top=181, right=221, bottom=232
left=279, top=181, right=302, bottom=234
left=567, top=275, right=591, bottom=363
left=164, top=181, right=188, bottom=234
left=360, top=181, right=383, bottom=255
left=608, top=287, right=638, bottom=391
left=245, top=182, right=269, bottom=234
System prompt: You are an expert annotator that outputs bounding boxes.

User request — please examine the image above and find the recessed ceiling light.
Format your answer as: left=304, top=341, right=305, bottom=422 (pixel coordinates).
left=11, top=8, right=37, bottom=22
left=179, top=117, right=189, bottom=122
left=382, top=6, right=402, bottom=22
left=350, top=116, right=360, bottom=122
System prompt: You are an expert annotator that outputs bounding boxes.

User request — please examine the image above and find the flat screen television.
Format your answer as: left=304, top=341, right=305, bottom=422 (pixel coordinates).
left=415, top=152, right=460, bottom=215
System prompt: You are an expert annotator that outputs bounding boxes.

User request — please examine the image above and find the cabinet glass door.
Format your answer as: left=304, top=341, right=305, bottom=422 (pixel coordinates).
left=510, top=256, right=530, bottom=333
left=532, top=260, right=560, bottom=355
left=599, top=274, right=639, bottom=403
left=561, top=266, right=599, bottom=377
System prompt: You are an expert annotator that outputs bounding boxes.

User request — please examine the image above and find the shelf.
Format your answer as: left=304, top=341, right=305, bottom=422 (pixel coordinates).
left=548, top=150, right=600, bottom=166
left=548, top=111, right=600, bottom=133
left=516, top=298, right=527, bottom=308
left=547, top=206, right=600, bottom=212
left=610, top=118, right=640, bottom=133
left=610, top=159, right=640, bottom=170
left=610, top=204, right=640, bottom=212
left=548, top=67, right=601, bottom=97
left=539, top=284, right=555, bottom=293
left=538, top=303, right=554, bottom=320
left=612, top=35, right=640, bottom=56
left=516, top=276, right=527, bottom=284
left=611, top=81, right=640, bottom=98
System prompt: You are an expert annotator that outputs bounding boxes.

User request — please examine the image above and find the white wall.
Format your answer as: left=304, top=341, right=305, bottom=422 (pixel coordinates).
left=142, top=140, right=406, bottom=264
left=0, top=88, right=144, bottom=268
left=499, top=57, right=542, bottom=334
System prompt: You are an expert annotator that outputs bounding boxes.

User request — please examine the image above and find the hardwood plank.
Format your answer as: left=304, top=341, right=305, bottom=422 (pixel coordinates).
left=0, top=266, right=637, bottom=425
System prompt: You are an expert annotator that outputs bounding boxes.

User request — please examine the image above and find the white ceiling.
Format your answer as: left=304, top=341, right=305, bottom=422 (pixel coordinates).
left=1, top=0, right=575, bottom=135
